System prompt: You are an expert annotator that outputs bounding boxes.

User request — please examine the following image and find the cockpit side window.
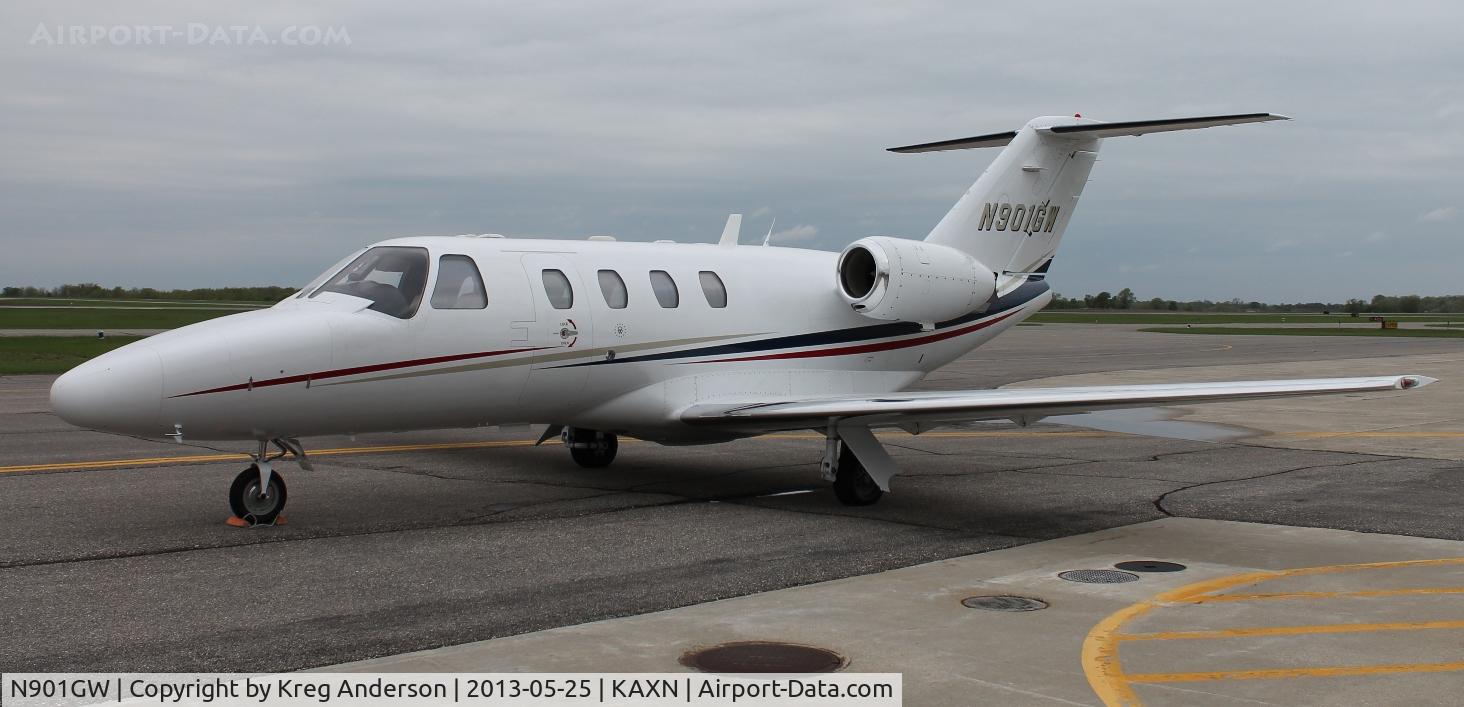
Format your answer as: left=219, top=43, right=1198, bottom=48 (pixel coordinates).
left=311, top=246, right=430, bottom=319
left=430, top=255, right=488, bottom=309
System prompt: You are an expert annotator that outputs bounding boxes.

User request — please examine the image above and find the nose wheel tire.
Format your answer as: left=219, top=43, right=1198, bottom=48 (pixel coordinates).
left=833, top=445, right=884, bottom=506
left=229, top=464, right=288, bottom=525
left=566, top=428, right=618, bottom=468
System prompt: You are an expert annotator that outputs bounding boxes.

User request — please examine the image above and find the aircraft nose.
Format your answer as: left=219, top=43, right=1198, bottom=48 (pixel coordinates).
left=50, top=345, right=164, bottom=434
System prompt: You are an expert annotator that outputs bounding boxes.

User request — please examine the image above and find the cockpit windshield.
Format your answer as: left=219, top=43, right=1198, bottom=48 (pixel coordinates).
left=311, top=246, right=429, bottom=319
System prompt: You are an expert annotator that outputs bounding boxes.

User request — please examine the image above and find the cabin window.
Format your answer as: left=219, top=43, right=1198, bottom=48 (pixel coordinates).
left=698, top=271, right=727, bottom=308
left=541, top=269, right=574, bottom=309
left=430, top=255, right=488, bottom=309
left=597, top=270, right=628, bottom=309
left=649, top=270, right=679, bottom=308
left=311, top=246, right=429, bottom=319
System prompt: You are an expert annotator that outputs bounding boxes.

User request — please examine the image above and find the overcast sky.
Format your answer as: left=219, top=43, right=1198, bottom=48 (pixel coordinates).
left=3, top=1, right=1461, bottom=302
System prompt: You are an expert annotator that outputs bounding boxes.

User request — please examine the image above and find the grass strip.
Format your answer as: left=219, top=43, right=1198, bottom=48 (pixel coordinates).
left=1139, top=326, right=1464, bottom=338
left=0, top=336, right=149, bottom=375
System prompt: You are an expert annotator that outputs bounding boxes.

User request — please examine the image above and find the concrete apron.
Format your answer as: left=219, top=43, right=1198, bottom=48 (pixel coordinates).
left=325, top=518, right=1464, bottom=706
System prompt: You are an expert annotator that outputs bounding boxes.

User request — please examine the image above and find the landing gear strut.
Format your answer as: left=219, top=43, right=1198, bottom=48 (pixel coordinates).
left=563, top=427, right=618, bottom=468
left=227, top=438, right=309, bottom=526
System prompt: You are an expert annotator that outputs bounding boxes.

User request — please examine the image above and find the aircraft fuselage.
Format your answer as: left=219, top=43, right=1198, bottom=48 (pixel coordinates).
left=51, top=236, right=1050, bottom=443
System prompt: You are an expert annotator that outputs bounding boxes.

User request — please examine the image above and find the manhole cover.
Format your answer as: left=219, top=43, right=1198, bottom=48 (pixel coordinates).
left=1058, top=569, right=1139, bottom=584
left=962, top=595, right=1048, bottom=612
left=681, top=641, right=845, bottom=674
left=1115, top=560, right=1187, bottom=573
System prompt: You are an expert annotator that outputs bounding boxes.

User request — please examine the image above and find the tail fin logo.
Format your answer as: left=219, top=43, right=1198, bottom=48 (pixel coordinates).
left=978, top=201, right=1060, bottom=234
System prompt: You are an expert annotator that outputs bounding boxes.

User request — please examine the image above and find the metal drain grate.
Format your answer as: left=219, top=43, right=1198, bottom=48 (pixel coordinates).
left=1115, top=560, right=1187, bottom=573
left=1059, top=569, right=1139, bottom=584
left=681, top=642, right=846, bottom=674
left=962, top=595, right=1048, bottom=612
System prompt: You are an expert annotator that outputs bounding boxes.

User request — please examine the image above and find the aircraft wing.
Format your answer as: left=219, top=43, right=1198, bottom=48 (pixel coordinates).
left=680, top=375, right=1434, bottom=432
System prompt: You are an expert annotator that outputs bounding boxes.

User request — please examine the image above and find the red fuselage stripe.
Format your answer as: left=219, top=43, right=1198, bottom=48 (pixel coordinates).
left=173, top=305, right=1023, bottom=397
left=172, top=347, right=541, bottom=398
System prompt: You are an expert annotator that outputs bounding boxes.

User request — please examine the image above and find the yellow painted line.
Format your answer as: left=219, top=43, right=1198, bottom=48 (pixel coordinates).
left=1081, top=557, right=1464, bottom=707
left=1180, top=587, right=1464, bottom=604
left=1118, top=619, right=1464, bottom=642
left=1081, top=597, right=1151, bottom=706
left=0, top=439, right=547, bottom=475
left=1125, top=661, right=1464, bottom=684
left=0, top=429, right=1118, bottom=476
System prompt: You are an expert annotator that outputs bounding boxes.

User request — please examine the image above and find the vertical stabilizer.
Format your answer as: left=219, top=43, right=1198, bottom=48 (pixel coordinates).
left=919, top=117, right=1100, bottom=285
left=889, top=113, right=1287, bottom=289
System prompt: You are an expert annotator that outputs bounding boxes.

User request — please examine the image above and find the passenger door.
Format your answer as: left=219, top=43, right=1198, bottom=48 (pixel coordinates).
left=518, top=254, right=593, bottom=412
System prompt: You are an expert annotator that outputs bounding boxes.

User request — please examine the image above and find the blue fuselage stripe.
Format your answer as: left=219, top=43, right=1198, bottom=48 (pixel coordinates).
left=553, top=279, right=1049, bottom=369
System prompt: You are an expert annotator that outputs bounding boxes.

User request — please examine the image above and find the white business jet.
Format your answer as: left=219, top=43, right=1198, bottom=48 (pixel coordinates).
left=50, top=113, right=1434, bottom=524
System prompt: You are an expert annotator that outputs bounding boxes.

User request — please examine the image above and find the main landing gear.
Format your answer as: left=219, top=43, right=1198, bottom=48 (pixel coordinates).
left=563, top=427, right=618, bottom=468
left=821, top=423, right=898, bottom=506
left=227, top=438, right=311, bottom=527
left=832, top=444, right=883, bottom=506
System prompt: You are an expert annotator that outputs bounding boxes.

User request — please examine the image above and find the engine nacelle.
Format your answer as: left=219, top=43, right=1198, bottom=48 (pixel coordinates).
left=836, top=236, right=997, bottom=325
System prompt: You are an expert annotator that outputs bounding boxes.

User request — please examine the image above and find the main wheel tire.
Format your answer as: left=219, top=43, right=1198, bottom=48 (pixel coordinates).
left=567, top=429, right=618, bottom=468
left=833, top=445, right=883, bottom=506
left=229, top=464, right=288, bottom=525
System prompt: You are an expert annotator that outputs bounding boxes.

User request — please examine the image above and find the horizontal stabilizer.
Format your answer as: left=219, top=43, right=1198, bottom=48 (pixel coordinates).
left=888, top=113, right=1287, bottom=153
left=887, top=130, right=1017, bottom=153
left=1046, top=113, right=1289, bottom=138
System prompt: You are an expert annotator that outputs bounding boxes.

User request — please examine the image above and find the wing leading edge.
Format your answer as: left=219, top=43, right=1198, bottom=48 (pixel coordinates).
left=680, top=375, right=1434, bottom=432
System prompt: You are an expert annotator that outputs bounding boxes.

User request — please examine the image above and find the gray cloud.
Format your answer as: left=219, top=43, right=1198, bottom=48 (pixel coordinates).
left=3, top=1, right=1463, bottom=301
left=1419, top=206, right=1457, bottom=222
left=771, top=224, right=818, bottom=244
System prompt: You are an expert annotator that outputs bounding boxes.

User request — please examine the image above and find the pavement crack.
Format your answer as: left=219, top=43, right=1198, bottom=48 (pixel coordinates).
left=1151, top=457, right=1385, bottom=517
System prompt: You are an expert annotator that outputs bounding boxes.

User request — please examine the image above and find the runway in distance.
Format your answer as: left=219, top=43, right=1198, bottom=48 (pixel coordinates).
left=50, top=113, right=1434, bottom=524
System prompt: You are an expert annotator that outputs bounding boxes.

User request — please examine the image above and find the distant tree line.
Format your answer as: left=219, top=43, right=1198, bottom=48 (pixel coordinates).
left=1050, top=288, right=1464, bottom=314
left=7, top=282, right=1464, bottom=313
left=1, top=283, right=297, bottom=303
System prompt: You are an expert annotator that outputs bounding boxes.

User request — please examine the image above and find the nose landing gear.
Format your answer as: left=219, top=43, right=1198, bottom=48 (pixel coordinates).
left=563, top=427, right=618, bottom=468
left=229, top=464, right=287, bottom=525
left=226, top=438, right=310, bottom=527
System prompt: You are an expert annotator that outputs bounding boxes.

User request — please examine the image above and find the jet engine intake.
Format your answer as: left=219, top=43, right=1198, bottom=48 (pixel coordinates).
left=836, top=236, right=997, bottom=325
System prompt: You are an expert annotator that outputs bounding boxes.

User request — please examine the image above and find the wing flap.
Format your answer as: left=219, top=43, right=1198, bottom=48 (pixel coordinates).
left=681, top=375, right=1433, bottom=430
